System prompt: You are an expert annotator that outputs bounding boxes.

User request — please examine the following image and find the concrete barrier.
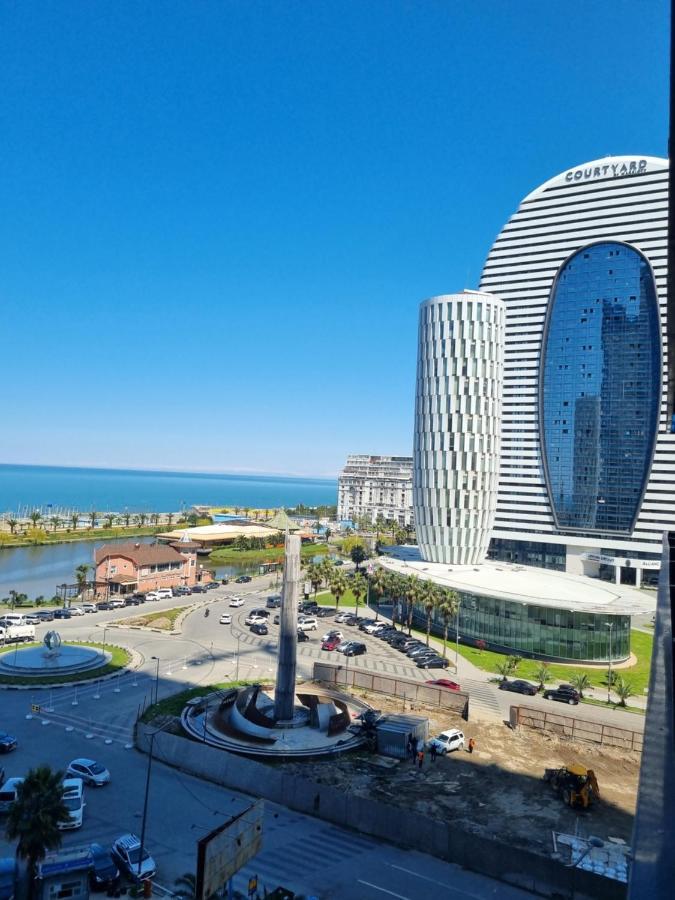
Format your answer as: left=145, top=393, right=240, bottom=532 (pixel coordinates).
left=514, top=705, right=643, bottom=752
left=136, top=723, right=624, bottom=899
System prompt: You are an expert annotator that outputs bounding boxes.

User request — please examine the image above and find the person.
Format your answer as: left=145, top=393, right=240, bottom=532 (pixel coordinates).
left=412, top=737, right=419, bottom=763
left=468, top=737, right=475, bottom=754
left=204, top=608, right=210, bottom=618
left=429, top=742, right=437, bottom=763
left=417, top=748, right=425, bottom=770
left=406, top=734, right=413, bottom=760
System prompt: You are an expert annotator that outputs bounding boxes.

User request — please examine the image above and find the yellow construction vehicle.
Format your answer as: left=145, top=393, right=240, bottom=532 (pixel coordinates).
left=543, top=764, right=600, bottom=809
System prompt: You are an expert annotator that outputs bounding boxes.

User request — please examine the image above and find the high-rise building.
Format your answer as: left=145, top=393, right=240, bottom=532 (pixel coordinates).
left=413, top=291, right=504, bottom=564
left=337, top=455, right=413, bottom=527
left=479, top=155, right=675, bottom=587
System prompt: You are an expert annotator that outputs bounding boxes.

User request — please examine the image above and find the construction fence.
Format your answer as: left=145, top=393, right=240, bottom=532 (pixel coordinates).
left=511, top=705, right=643, bottom=753
left=312, top=661, right=469, bottom=718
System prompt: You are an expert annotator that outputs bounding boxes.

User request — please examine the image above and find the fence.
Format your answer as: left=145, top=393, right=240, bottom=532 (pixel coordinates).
left=512, top=705, right=643, bottom=753
left=313, top=661, right=469, bottom=718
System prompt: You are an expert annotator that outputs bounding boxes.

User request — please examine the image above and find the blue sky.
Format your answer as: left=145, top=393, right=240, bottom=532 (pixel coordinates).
left=0, top=1, right=668, bottom=477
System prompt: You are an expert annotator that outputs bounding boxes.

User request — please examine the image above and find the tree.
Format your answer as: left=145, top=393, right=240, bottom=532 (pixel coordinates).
left=174, top=873, right=196, bottom=900
left=570, top=672, right=591, bottom=699
left=437, top=589, right=459, bottom=659
left=167, top=512, right=174, bottom=527
left=123, top=511, right=132, bottom=528
left=74, top=564, right=91, bottom=592
left=70, top=512, right=79, bottom=531
left=328, top=569, right=348, bottom=612
left=104, top=514, right=115, bottom=529
left=369, top=566, right=389, bottom=621
left=139, top=512, right=148, bottom=527
left=420, top=580, right=439, bottom=646
left=88, top=510, right=97, bottom=530
left=26, top=528, right=47, bottom=545
left=29, top=510, right=42, bottom=530
left=495, top=660, right=512, bottom=682
left=49, top=516, right=62, bottom=533
left=186, top=513, right=199, bottom=527
left=350, top=544, right=367, bottom=572
left=305, top=562, right=323, bottom=600
left=319, top=558, right=334, bottom=587
left=151, top=513, right=159, bottom=526
left=507, top=655, right=522, bottom=675
left=534, top=663, right=551, bottom=692
left=351, top=573, right=368, bottom=619
left=5, top=765, right=70, bottom=897
left=403, top=575, right=421, bottom=635
left=324, top=526, right=332, bottom=541
left=614, top=676, right=634, bottom=708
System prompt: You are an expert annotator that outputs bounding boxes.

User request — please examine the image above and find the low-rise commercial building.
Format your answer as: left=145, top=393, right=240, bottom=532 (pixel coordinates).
left=337, top=455, right=414, bottom=527
left=94, top=540, right=205, bottom=594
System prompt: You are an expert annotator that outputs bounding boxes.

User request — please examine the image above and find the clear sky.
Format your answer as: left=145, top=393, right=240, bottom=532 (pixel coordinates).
left=0, top=1, right=669, bottom=477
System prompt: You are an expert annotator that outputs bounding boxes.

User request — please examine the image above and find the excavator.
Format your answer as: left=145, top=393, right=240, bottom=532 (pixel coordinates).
left=543, top=764, right=600, bottom=809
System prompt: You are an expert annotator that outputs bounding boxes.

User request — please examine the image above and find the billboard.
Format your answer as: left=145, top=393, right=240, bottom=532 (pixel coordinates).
left=195, top=800, right=264, bottom=900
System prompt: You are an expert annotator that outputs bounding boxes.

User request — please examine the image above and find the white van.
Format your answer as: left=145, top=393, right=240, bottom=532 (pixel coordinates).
left=155, top=588, right=173, bottom=600
left=0, top=614, right=27, bottom=628
left=0, top=777, right=24, bottom=814
left=59, top=778, right=85, bottom=830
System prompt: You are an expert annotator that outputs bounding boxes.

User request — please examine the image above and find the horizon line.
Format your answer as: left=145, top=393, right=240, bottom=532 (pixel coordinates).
left=0, top=460, right=339, bottom=482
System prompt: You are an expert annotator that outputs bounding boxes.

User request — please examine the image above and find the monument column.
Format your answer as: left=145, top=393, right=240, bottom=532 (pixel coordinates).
left=274, top=533, right=300, bottom=721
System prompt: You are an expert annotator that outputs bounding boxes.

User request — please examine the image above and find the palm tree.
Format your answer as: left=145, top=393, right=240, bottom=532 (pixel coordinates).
left=319, top=558, right=334, bottom=587
left=49, top=516, right=62, bottom=533
left=5, top=765, right=70, bottom=897
left=6, top=518, right=18, bottom=535
left=328, top=569, right=349, bottom=613
left=437, top=589, right=459, bottom=659
left=139, top=512, right=148, bottom=526
left=123, top=511, right=132, bottom=528
left=174, top=873, right=196, bottom=900
left=167, top=512, right=174, bottom=527
left=534, top=663, right=551, bottom=692
left=306, top=562, right=323, bottom=601
left=570, top=672, right=591, bottom=699
left=614, top=676, right=634, bottom=708
left=403, top=575, right=420, bottom=635
left=70, top=512, right=79, bottom=531
left=351, top=573, right=368, bottom=619
left=88, top=510, right=97, bottom=530
left=495, top=660, right=511, bottom=682
left=350, top=544, right=367, bottom=573
left=420, top=580, right=439, bottom=646
left=103, top=514, right=115, bottom=529
left=29, top=510, right=42, bottom=529
left=74, top=564, right=91, bottom=592
left=370, top=567, right=389, bottom=622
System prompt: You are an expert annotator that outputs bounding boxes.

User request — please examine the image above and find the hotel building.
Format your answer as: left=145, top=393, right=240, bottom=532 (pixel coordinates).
left=337, top=455, right=414, bottom=528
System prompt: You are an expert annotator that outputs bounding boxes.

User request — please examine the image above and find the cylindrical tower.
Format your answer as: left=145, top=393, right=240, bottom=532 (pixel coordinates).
left=413, top=290, right=504, bottom=565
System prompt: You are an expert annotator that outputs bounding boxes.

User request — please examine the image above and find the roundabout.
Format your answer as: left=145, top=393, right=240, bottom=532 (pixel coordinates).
left=0, top=630, right=132, bottom=686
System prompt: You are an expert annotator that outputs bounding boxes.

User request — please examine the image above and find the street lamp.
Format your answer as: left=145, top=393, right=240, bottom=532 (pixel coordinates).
left=137, top=717, right=174, bottom=881
left=235, top=634, right=241, bottom=682
left=455, top=597, right=462, bottom=666
left=102, top=626, right=108, bottom=661
left=151, top=656, right=160, bottom=706
left=605, top=622, right=614, bottom=704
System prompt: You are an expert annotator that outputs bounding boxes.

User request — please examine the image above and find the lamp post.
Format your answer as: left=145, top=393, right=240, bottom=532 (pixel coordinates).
left=605, top=622, right=614, bottom=704
left=235, top=634, right=241, bottom=682
left=102, top=626, right=108, bottom=661
left=455, top=597, right=462, bottom=666
left=151, top=656, right=160, bottom=706
left=137, top=717, right=174, bottom=881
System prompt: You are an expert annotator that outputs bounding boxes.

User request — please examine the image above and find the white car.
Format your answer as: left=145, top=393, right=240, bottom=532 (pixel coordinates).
left=219, top=614, right=232, bottom=625
left=245, top=614, right=267, bottom=626
left=297, top=617, right=318, bottom=632
left=427, top=729, right=465, bottom=755
left=67, top=758, right=111, bottom=786
left=59, top=778, right=85, bottom=830
left=229, top=597, right=245, bottom=608
left=68, top=606, right=85, bottom=616
left=321, top=630, right=343, bottom=642
left=111, top=833, right=156, bottom=881
left=82, top=603, right=97, bottom=613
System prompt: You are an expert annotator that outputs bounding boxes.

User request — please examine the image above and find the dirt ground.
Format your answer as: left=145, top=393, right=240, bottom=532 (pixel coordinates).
left=279, top=691, right=638, bottom=857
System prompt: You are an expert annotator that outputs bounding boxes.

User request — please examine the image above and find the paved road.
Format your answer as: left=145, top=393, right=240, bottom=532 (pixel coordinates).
left=1, top=578, right=536, bottom=899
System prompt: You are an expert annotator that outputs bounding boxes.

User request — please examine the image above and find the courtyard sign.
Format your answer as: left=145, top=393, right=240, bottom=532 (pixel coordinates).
left=565, top=159, right=648, bottom=183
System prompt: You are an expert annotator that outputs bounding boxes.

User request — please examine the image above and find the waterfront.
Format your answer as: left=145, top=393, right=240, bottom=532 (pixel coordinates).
left=0, top=464, right=337, bottom=515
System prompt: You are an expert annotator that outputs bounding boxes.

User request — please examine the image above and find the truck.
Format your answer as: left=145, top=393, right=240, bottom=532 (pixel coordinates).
left=0, top=624, right=35, bottom=644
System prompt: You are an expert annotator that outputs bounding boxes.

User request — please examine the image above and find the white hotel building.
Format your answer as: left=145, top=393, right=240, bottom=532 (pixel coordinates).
left=337, top=455, right=414, bottom=528
left=479, top=155, right=675, bottom=587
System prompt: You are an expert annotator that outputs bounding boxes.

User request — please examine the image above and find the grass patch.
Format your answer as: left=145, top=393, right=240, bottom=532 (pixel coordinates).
left=120, top=606, right=187, bottom=630
left=580, top=696, right=645, bottom=716
left=0, top=525, right=166, bottom=549
left=208, top=543, right=331, bottom=564
left=453, top=629, right=653, bottom=694
left=140, top=680, right=258, bottom=722
left=0, top=641, right=131, bottom=685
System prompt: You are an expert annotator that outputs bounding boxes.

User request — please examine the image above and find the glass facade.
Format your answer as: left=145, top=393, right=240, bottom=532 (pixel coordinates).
left=488, top=537, right=566, bottom=572
left=412, top=593, right=630, bottom=663
left=541, top=241, right=661, bottom=533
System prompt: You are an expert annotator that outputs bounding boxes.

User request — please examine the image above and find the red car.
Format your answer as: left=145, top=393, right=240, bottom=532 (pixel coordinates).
left=426, top=679, right=461, bottom=692
left=321, top=637, right=341, bottom=651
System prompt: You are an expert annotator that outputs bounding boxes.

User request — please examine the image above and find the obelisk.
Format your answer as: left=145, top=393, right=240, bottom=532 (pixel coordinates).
left=274, top=532, right=300, bottom=721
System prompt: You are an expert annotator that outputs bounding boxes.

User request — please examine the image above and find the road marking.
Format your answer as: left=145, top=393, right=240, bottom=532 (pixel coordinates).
left=357, top=880, right=410, bottom=899
left=387, top=864, right=490, bottom=899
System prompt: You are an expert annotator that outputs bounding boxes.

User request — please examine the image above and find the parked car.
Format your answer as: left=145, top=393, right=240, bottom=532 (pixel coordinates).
left=343, top=642, right=367, bottom=657
left=358, top=619, right=377, bottom=632
left=68, top=606, right=85, bottom=616
left=248, top=608, right=270, bottom=619
left=88, top=842, right=120, bottom=891
left=426, top=679, right=462, bottom=692
left=321, top=637, right=341, bottom=651
left=145, top=592, right=161, bottom=602
left=0, top=777, right=24, bottom=814
left=130, top=593, right=146, bottom=603
left=499, top=679, right=538, bottom=696
left=250, top=622, right=268, bottom=636
left=300, top=602, right=319, bottom=614
left=315, top=608, right=334, bottom=618
left=111, top=834, right=156, bottom=881
left=273, top=614, right=280, bottom=625
left=82, top=603, right=98, bottom=613
left=59, top=778, right=85, bottom=830
left=296, top=629, right=309, bottom=642
left=96, top=602, right=113, bottom=611
left=67, top=758, right=110, bottom=787
left=172, top=586, right=191, bottom=597
left=321, top=630, right=343, bottom=642
left=235, top=575, right=252, bottom=584
left=334, top=613, right=352, bottom=624
left=229, top=597, right=245, bottom=608
left=24, top=614, right=40, bottom=625
left=333, top=559, right=344, bottom=566
left=417, top=656, right=449, bottom=669
left=219, top=614, right=232, bottom=625
left=0, top=734, right=17, bottom=754
left=53, top=609, right=72, bottom=619
left=245, top=614, right=267, bottom=626
left=543, top=684, right=581, bottom=705
left=297, top=618, right=318, bottom=632
left=34, top=610, right=55, bottom=622
left=427, top=728, right=465, bottom=754
left=123, top=597, right=141, bottom=606
left=107, top=598, right=126, bottom=609
left=204, top=582, right=219, bottom=591
left=191, top=584, right=207, bottom=594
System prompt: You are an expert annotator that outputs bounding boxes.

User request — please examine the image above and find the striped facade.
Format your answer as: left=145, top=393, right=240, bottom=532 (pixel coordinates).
left=413, top=291, right=504, bottom=565
left=479, top=155, right=674, bottom=585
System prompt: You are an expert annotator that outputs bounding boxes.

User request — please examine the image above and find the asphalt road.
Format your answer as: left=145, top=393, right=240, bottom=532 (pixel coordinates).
left=0, top=577, right=535, bottom=899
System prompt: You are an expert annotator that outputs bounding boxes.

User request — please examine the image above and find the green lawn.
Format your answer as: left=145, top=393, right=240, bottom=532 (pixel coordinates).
left=140, top=680, right=259, bottom=722
left=0, top=641, right=131, bottom=685
left=454, top=629, right=653, bottom=695
left=209, top=543, right=331, bottom=564
left=0, top=524, right=167, bottom=549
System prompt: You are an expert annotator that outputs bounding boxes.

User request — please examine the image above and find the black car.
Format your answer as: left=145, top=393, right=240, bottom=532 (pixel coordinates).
left=34, top=610, right=55, bottom=622
left=0, top=733, right=17, bottom=754
left=205, top=582, right=219, bottom=591
left=499, top=679, right=538, bottom=696
left=300, top=602, right=319, bottom=614
left=543, top=684, right=580, bottom=705
left=96, top=602, right=113, bottom=611
left=315, top=607, right=334, bottom=618
left=250, top=622, right=268, bottom=636
left=343, top=642, right=366, bottom=657
left=192, top=584, right=207, bottom=594
left=88, top=843, right=120, bottom=891
left=172, top=587, right=191, bottom=597
left=416, top=656, right=449, bottom=669
left=53, top=608, right=72, bottom=619
left=296, top=629, right=309, bottom=642
left=273, top=614, right=280, bottom=625
left=131, top=593, right=146, bottom=603
left=235, top=575, right=252, bottom=584
left=124, top=597, right=141, bottom=606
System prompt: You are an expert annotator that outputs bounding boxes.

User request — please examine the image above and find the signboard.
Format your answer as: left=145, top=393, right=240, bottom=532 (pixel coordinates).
left=195, top=800, right=264, bottom=900
left=31, top=704, right=40, bottom=713
left=581, top=552, right=660, bottom=570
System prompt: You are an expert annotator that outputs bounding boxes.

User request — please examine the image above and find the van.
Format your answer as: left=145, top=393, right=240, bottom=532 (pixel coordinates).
left=266, top=595, right=282, bottom=608
left=59, top=778, right=85, bottom=830
left=155, top=589, right=173, bottom=600
left=0, top=778, right=24, bottom=815
left=0, top=615, right=26, bottom=629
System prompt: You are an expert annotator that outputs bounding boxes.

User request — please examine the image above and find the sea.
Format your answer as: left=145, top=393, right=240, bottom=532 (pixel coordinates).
left=0, top=464, right=337, bottom=515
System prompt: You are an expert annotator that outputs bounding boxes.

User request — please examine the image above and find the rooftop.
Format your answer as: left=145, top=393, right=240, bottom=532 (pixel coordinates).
left=156, top=523, right=280, bottom=545
left=379, top=546, right=656, bottom=616
left=95, top=542, right=185, bottom=567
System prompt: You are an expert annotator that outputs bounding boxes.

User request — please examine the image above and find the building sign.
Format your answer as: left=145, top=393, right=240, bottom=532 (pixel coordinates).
left=581, top=552, right=660, bottom=570
left=565, top=159, right=647, bottom=183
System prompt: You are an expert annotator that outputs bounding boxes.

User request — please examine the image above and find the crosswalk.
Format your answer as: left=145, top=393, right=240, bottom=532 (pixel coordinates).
left=232, top=821, right=377, bottom=897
